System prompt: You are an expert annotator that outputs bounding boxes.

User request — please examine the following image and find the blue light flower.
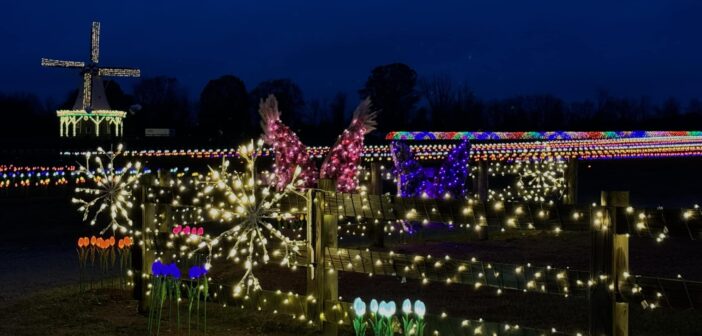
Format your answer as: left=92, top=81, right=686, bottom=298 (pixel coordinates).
left=370, top=299, right=379, bottom=314
left=414, top=300, right=426, bottom=318
left=353, top=297, right=366, bottom=316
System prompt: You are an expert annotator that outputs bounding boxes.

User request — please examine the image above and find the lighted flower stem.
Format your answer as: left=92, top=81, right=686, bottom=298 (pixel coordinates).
left=148, top=261, right=181, bottom=336
left=414, top=300, right=427, bottom=336
left=352, top=298, right=368, bottom=336
left=401, top=299, right=414, bottom=335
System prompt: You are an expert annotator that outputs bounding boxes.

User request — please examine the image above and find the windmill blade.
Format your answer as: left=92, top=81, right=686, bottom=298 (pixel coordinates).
left=98, top=67, right=141, bottom=77
left=82, top=72, right=93, bottom=110
left=41, top=58, right=85, bottom=68
left=91, top=22, right=100, bottom=63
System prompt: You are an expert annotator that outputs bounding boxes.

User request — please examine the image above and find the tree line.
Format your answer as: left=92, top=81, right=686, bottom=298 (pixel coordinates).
left=1, top=62, right=702, bottom=147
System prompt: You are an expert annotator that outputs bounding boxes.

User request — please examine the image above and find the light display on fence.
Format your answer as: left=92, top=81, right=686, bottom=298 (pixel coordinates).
left=475, top=160, right=567, bottom=202
left=319, top=98, right=377, bottom=192
left=260, top=95, right=318, bottom=190
left=260, top=95, right=376, bottom=192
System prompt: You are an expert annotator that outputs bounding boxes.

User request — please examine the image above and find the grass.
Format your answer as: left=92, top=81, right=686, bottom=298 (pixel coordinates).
left=2, top=276, right=698, bottom=336
left=0, top=284, right=320, bottom=336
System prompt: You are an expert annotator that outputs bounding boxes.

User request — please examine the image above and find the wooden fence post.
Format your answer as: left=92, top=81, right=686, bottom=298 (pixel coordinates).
left=136, top=175, right=158, bottom=314
left=565, top=159, right=578, bottom=205
left=306, top=179, right=338, bottom=335
left=590, top=191, right=629, bottom=336
left=368, top=162, right=385, bottom=248
left=476, top=160, right=489, bottom=240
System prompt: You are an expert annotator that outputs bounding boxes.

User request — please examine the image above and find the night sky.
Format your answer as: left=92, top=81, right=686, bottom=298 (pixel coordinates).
left=2, top=0, right=702, bottom=105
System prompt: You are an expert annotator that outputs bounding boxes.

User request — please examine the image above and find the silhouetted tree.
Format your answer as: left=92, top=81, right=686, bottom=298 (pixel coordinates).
left=658, top=97, right=681, bottom=128
left=250, top=79, right=305, bottom=129
left=360, top=63, right=420, bottom=132
left=568, top=100, right=596, bottom=130
left=103, top=80, right=133, bottom=111
left=524, top=94, right=564, bottom=130
left=198, top=75, right=249, bottom=143
left=0, top=93, right=52, bottom=141
left=329, top=92, right=347, bottom=130
left=132, top=76, right=189, bottom=134
left=454, top=82, right=483, bottom=129
left=307, top=99, right=324, bottom=126
left=687, top=98, right=702, bottom=115
left=420, top=74, right=455, bottom=130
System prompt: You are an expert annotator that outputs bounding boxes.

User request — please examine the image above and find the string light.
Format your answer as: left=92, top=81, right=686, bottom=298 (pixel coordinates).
left=187, top=139, right=305, bottom=295
left=72, top=144, right=142, bottom=234
left=386, top=130, right=702, bottom=141
left=392, top=140, right=471, bottom=199
left=319, top=98, right=376, bottom=192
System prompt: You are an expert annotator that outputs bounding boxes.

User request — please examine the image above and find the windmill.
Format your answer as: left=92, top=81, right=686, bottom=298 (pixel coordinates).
left=42, top=22, right=140, bottom=137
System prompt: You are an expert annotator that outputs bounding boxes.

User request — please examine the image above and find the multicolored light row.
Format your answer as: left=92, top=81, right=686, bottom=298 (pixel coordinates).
left=59, top=136, right=702, bottom=162
left=386, top=130, right=702, bottom=141
left=0, top=165, right=80, bottom=189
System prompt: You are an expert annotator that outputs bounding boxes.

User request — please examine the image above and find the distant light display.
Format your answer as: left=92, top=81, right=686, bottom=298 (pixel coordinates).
left=41, top=21, right=140, bottom=138
left=386, top=130, right=702, bottom=141
left=392, top=140, right=471, bottom=198
left=61, top=136, right=702, bottom=162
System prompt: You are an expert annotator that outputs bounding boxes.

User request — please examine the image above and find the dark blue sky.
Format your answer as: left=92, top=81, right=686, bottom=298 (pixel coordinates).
left=3, top=0, right=702, bottom=105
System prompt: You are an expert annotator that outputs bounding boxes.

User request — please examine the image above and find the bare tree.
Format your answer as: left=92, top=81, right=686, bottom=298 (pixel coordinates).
left=420, top=74, right=455, bottom=130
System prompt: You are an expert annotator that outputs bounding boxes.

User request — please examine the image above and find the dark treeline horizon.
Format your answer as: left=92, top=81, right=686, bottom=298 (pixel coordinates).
left=2, top=62, right=702, bottom=148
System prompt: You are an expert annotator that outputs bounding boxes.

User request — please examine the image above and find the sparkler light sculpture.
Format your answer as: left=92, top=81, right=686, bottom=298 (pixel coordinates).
left=41, top=21, right=140, bottom=137
left=72, top=144, right=143, bottom=234
left=482, top=160, right=567, bottom=202
left=191, top=139, right=305, bottom=295
left=261, top=95, right=376, bottom=192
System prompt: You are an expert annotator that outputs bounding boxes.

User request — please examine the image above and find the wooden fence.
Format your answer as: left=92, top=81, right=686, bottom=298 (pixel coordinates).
left=135, top=175, right=702, bottom=336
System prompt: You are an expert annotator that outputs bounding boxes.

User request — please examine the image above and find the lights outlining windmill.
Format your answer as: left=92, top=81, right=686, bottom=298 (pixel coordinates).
left=42, top=22, right=140, bottom=137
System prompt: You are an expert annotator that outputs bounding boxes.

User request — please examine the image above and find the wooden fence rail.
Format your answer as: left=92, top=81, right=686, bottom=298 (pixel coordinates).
left=137, top=175, right=702, bottom=336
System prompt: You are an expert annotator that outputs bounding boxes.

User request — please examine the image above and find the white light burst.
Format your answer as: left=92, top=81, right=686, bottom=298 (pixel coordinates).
left=480, top=159, right=566, bottom=202
left=192, top=139, right=305, bottom=295
left=72, top=144, right=143, bottom=234
left=514, top=159, right=566, bottom=202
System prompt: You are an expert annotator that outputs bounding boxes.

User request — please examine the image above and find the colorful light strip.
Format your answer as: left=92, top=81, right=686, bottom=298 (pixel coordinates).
left=59, top=136, right=702, bottom=161
left=386, top=130, right=702, bottom=141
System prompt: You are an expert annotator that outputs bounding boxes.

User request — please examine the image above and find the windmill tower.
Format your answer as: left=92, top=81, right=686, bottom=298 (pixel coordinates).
left=42, top=22, right=140, bottom=137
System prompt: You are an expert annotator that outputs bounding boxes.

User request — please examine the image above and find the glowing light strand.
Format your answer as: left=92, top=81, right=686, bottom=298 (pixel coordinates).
left=72, top=144, right=142, bottom=234
left=191, top=139, right=305, bottom=295
left=320, top=98, right=376, bottom=192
